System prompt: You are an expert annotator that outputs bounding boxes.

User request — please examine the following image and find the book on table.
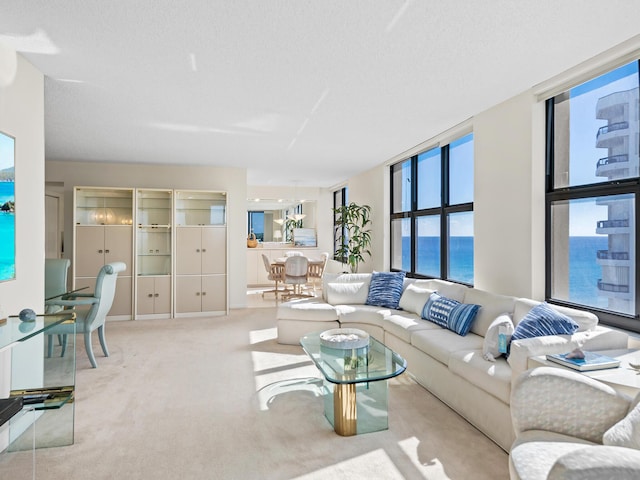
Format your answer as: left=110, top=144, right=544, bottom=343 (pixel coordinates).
left=546, top=351, right=621, bottom=371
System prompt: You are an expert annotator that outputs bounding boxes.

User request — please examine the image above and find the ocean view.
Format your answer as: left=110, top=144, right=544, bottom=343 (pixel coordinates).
left=402, top=236, right=610, bottom=307
left=0, top=181, right=15, bottom=281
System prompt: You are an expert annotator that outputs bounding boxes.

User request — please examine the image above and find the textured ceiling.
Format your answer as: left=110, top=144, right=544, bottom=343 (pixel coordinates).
left=2, top=1, right=640, bottom=187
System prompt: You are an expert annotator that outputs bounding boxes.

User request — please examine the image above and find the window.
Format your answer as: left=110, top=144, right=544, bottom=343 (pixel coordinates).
left=333, top=187, right=348, bottom=261
left=546, top=60, right=640, bottom=331
left=247, top=211, right=264, bottom=241
left=391, top=133, right=474, bottom=284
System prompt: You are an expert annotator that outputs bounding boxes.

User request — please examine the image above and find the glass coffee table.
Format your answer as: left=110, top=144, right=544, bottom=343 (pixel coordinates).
left=300, top=330, right=407, bottom=436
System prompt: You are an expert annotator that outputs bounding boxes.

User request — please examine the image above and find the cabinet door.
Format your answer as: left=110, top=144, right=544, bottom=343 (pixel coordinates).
left=246, top=250, right=259, bottom=284
left=75, top=226, right=106, bottom=277
left=104, top=226, right=133, bottom=270
left=111, top=276, right=132, bottom=317
left=175, top=276, right=203, bottom=313
left=154, top=276, right=172, bottom=314
left=136, top=276, right=155, bottom=315
left=176, top=228, right=202, bottom=275
left=202, top=275, right=226, bottom=312
left=201, top=227, right=226, bottom=274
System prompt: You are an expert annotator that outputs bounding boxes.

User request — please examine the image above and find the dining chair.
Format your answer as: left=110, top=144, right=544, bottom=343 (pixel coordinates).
left=45, top=262, right=126, bottom=368
left=282, top=256, right=312, bottom=300
left=44, top=258, right=71, bottom=313
left=261, top=254, right=286, bottom=297
left=307, top=252, right=329, bottom=294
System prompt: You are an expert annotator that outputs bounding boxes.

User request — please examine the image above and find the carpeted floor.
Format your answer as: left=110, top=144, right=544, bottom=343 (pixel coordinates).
left=1, top=306, right=509, bottom=479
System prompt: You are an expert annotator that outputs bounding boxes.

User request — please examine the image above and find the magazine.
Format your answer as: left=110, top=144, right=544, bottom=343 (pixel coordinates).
left=546, top=351, right=621, bottom=371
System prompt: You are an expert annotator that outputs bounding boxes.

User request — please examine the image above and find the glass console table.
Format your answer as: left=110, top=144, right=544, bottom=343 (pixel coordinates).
left=0, top=311, right=76, bottom=453
left=300, top=331, right=406, bottom=436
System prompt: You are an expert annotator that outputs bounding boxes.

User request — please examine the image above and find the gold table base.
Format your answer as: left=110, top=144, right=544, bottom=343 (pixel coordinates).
left=333, top=383, right=357, bottom=436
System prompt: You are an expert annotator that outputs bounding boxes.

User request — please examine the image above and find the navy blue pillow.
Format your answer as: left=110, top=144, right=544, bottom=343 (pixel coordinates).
left=365, top=271, right=406, bottom=309
left=511, top=302, right=579, bottom=342
left=421, top=292, right=480, bottom=336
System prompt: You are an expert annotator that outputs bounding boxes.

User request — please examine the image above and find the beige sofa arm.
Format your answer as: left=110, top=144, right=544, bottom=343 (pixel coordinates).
left=547, top=445, right=640, bottom=480
left=511, top=367, right=630, bottom=444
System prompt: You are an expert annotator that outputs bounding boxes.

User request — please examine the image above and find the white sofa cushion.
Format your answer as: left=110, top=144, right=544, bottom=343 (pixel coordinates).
left=510, top=430, right=595, bottom=480
left=277, top=298, right=338, bottom=321
left=398, top=283, right=433, bottom=316
left=547, top=445, right=640, bottom=480
left=382, top=312, right=441, bottom=343
left=411, top=329, right=483, bottom=365
left=514, top=298, right=598, bottom=332
left=326, top=282, right=369, bottom=305
left=436, top=282, right=467, bottom=302
left=463, top=288, right=516, bottom=337
left=336, top=304, right=389, bottom=327
left=448, top=349, right=512, bottom=404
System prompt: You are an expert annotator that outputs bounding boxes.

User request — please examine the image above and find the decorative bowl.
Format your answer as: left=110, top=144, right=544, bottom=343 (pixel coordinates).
left=319, top=328, right=370, bottom=350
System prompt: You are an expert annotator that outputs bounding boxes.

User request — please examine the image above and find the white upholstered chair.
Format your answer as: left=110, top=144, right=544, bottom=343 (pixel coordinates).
left=282, top=256, right=311, bottom=300
left=509, top=366, right=640, bottom=479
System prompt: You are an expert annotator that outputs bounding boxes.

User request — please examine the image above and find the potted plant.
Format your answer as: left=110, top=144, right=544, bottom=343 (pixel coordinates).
left=332, top=202, right=372, bottom=273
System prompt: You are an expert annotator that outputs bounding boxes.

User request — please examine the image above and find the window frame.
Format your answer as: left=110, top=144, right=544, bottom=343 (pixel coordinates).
left=390, top=134, right=474, bottom=285
left=333, top=187, right=348, bottom=262
left=545, top=65, right=640, bottom=332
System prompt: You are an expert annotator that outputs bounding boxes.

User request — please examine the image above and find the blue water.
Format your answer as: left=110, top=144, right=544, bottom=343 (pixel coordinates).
left=0, top=181, right=15, bottom=281
left=402, top=236, right=610, bottom=306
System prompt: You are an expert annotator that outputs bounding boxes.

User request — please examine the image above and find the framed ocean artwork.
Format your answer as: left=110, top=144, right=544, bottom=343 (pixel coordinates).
left=0, top=130, right=15, bottom=282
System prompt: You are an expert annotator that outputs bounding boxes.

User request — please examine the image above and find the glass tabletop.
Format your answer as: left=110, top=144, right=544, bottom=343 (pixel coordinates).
left=0, top=312, right=76, bottom=351
left=300, top=331, right=406, bottom=385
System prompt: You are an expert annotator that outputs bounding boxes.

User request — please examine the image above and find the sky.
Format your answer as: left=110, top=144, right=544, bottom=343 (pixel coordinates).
left=0, top=131, right=14, bottom=171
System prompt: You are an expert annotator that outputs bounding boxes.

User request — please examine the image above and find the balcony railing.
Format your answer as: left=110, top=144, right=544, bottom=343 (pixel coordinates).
left=597, top=219, right=629, bottom=228
left=597, top=121, right=629, bottom=140
left=597, top=280, right=630, bottom=293
left=596, top=154, right=629, bottom=167
left=597, top=250, right=630, bottom=260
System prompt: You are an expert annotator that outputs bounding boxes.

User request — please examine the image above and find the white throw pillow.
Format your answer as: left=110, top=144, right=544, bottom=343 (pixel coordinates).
left=398, top=284, right=434, bottom=316
left=326, top=282, right=369, bottom=305
left=482, top=313, right=514, bottom=362
left=603, top=395, right=640, bottom=449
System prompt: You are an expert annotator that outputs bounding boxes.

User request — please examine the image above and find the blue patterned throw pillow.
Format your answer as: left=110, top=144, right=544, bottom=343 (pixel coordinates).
left=421, top=292, right=480, bottom=336
left=365, top=271, right=406, bottom=309
left=511, top=302, right=579, bottom=342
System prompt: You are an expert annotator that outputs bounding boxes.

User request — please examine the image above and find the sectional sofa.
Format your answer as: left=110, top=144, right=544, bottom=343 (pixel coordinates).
left=276, top=272, right=630, bottom=451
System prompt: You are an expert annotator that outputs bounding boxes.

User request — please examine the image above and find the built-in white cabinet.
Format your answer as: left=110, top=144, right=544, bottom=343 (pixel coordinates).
left=73, top=187, right=227, bottom=320
left=175, top=190, right=227, bottom=316
left=135, top=189, right=173, bottom=319
left=74, top=188, right=134, bottom=319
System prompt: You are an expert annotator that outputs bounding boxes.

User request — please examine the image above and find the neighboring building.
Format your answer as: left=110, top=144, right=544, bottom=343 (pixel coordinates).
left=595, top=88, right=639, bottom=313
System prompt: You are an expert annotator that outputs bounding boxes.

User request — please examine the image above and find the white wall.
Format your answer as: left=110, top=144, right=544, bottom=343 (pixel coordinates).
left=0, top=55, right=45, bottom=394
left=345, top=89, right=548, bottom=299
left=45, top=161, right=248, bottom=308
left=346, top=165, right=389, bottom=273
left=474, top=90, right=547, bottom=298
